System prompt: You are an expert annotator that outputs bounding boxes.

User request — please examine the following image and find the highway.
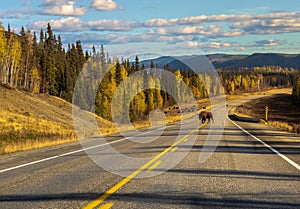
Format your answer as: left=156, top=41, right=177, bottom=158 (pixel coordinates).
left=0, top=96, right=299, bottom=209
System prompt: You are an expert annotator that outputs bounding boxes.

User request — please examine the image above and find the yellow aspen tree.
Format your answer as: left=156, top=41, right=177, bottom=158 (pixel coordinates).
left=9, top=35, right=21, bottom=86
left=120, top=65, right=128, bottom=81
left=31, top=66, right=40, bottom=93
left=136, top=91, right=147, bottom=117
left=153, top=76, right=163, bottom=109
left=0, top=24, right=6, bottom=83
left=230, top=80, right=235, bottom=94
left=174, top=70, right=183, bottom=100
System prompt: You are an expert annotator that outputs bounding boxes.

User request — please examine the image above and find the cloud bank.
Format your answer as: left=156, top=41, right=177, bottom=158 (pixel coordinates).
left=40, top=0, right=88, bottom=16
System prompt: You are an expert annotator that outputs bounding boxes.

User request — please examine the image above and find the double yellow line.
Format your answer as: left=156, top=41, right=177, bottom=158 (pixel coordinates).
left=82, top=122, right=207, bottom=209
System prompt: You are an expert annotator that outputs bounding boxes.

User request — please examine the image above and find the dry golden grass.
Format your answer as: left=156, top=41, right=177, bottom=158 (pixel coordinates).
left=1, top=137, right=77, bottom=154
left=226, top=87, right=292, bottom=102
left=236, top=88, right=300, bottom=134
left=0, top=85, right=116, bottom=154
left=267, top=121, right=294, bottom=133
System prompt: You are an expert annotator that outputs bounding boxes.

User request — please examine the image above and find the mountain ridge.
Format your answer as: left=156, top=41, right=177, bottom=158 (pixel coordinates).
left=139, top=53, right=300, bottom=70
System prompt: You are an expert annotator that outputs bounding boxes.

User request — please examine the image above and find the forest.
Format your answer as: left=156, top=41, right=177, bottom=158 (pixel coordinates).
left=0, top=23, right=299, bottom=122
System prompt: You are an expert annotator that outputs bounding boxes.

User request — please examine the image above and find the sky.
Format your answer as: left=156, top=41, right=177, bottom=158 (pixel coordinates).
left=1, top=0, right=300, bottom=58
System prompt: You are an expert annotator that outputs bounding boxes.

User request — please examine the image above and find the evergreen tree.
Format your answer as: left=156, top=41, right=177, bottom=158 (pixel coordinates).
left=19, top=27, right=30, bottom=88
left=55, top=35, right=66, bottom=97
left=135, top=55, right=139, bottom=72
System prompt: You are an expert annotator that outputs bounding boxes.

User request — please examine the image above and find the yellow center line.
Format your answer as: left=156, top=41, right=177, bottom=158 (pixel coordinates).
left=191, top=129, right=199, bottom=134
left=181, top=135, right=189, bottom=142
left=170, top=147, right=178, bottom=152
left=147, top=160, right=162, bottom=171
left=82, top=123, right=206, bottom=209
left=183, top=136, right=190, bottom=142
left=98, top=202, right=114, bottom=209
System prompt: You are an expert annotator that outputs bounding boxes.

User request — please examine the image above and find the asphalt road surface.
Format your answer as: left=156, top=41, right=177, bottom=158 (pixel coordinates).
left=0, top=95, right=299, bottom=209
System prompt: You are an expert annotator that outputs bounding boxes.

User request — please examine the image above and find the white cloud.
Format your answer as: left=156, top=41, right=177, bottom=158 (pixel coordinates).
left=150, top=25, right=244, bottom=39
left=144, top=18, right=175, bottom=27
left=247, top=39, right=285, bottom=47
left=110, top=33, right=195, bottom=45
left=220, top=30, right=244, bottom=37
left=163, top=41, right=243, bottom=53
left=28, top=17, right=85, bottom=32
left=63, top=33, right=195, bottom=46
left=40, top=0, right=88, bottom=16
left=231, top=16, right=300, bottom=34
left=158, top=25, right=222, bottom=36
left=176, top=39, right=284, bottom=52
left=29, top=18, right=142, bottom=32
left=178, top=39, right=285, bottom=51
left=87, top=19, right=141, bottom=31
left=91, top=0, right=117, bottom=11
left=144, top=14, right=250, bottom=27
left=200, top=41, right=240, bottom=49
left=144, top=12, right=300, bottom=28
left=144, top=12, right=300, bottom=38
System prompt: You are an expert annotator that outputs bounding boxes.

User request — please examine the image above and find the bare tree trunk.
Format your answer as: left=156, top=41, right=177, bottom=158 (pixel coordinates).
left=24, top=50, right=29, bottom=89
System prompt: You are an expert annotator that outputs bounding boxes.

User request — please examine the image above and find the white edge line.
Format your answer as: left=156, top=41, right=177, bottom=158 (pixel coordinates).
left=0, top=125, right=174, bottom=174
left=0, top=138, right=125, bottom=174
left=229, top=117, right=300, bottom=172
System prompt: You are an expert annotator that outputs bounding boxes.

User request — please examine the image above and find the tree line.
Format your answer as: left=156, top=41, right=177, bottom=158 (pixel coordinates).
left=75, top=52, right=297, bottom=122
left=74, top=54, right=224, bottom=122
left=219, top=66, right=297, bottom=95
left=0, top=23, right=88, bottom=102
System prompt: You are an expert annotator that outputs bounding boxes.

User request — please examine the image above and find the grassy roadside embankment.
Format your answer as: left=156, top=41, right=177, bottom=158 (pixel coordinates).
left=0, top=85, right=116, bottom=154
left=235, top=88, right=300, bottom=134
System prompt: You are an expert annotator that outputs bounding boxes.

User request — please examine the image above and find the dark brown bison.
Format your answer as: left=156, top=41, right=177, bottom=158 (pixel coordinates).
left=199, top=111, right=214, bottom=123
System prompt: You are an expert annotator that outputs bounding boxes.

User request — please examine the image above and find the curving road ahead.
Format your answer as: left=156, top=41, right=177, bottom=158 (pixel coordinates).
left=0, top=95, right=299, bottom=209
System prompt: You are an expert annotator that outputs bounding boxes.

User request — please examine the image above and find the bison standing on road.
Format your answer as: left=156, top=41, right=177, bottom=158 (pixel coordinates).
left=199, top=111, right=214, bottom=124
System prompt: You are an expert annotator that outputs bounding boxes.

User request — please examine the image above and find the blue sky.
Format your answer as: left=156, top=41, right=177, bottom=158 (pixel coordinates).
left=1, top=0, right=300, bottom=58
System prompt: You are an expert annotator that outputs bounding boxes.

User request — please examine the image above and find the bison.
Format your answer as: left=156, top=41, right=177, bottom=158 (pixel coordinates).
left=199, top=111, right=214, bottom=123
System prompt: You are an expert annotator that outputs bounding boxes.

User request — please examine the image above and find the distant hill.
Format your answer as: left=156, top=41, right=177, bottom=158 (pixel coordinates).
left=140, top=53, right=300, bottom=70
left=207, top=54, right=248, bottom=69
left=226, top=53, right=300, bottom=69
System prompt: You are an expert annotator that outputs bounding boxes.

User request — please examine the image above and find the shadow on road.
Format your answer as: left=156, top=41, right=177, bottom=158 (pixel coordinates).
left=106, top=192, right=300, bottom=208
left=1, top=190, right=299, bottom=209
left=139, top=143, right=300, bottom=155
left=162, top=168, right=300, bottom=181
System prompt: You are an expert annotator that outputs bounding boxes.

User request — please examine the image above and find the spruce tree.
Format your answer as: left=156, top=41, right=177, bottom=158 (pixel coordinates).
left=45, top=23, right=58, bottom=95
